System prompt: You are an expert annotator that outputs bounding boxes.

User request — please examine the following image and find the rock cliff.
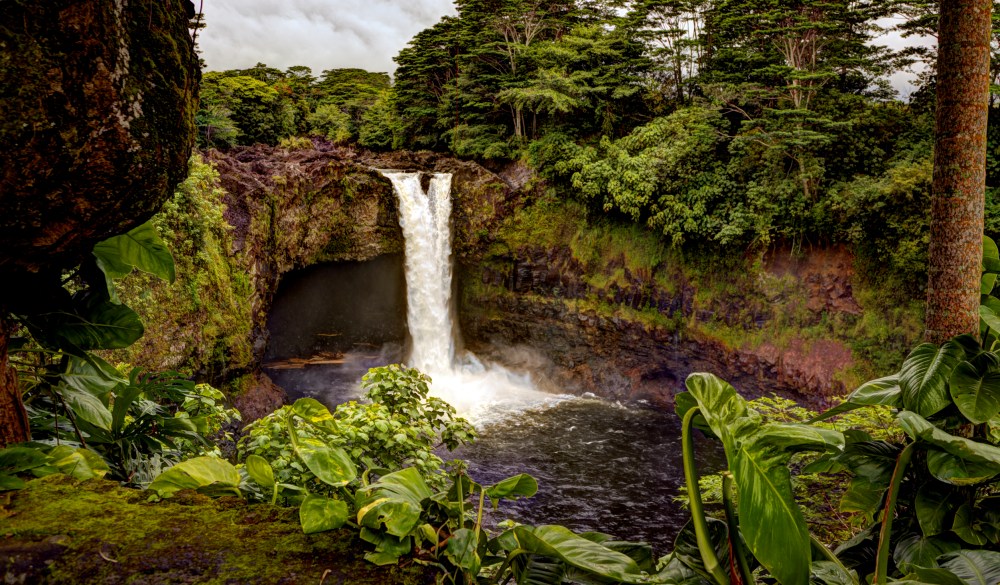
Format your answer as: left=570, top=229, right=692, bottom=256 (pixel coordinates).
left=124, top=145, right=916, bottom=417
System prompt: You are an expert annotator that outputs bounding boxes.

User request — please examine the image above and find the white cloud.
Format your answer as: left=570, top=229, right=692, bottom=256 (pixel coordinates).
left=197, top=0, right=458, bottom=75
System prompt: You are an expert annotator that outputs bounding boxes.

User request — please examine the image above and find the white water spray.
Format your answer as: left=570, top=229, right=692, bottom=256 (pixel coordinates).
left=380, top=171, right=558, bottom=422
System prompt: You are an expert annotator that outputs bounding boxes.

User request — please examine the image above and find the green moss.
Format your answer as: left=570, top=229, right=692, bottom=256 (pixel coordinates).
left=109, top=155, right=255, bottom=380
left=0, top=475, right=433, bottom=584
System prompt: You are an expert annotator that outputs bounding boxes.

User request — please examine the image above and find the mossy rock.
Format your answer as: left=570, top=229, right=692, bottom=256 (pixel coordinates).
left=0, top=475, right=434, bottom=584
left=0, top=0, right=199, bottom=278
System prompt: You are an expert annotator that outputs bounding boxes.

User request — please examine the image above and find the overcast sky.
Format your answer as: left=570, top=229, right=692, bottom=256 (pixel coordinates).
left=197, top=2, right=929, bottom=94
left=198, top=0, right=458, bottom=75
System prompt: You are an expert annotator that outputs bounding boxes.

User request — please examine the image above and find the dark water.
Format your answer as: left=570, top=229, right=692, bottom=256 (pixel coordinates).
left=269, top=361, right=726, bottom=555
left=452, top=398, right=725, bottom=553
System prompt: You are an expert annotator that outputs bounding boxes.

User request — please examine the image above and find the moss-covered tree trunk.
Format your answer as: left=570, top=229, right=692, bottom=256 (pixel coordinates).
left=925, top=0, right=992, bottom=344
left=0, top=0, right=199, bottom=446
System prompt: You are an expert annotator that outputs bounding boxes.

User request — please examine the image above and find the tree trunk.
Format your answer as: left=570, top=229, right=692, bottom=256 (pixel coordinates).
left=0, top=313, right=29, bottom=447
left=925, top=0, right=992, bottom=344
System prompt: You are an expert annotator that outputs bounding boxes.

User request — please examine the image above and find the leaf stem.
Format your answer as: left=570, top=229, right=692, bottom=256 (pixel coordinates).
left=682, top=406, right=730, bottom=585
left=721, top=472, right=753, bottom=585
left=874, top=442, right=915, bottom=585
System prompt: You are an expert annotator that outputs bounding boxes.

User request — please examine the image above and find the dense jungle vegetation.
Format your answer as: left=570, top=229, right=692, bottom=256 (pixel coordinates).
left=196, top=0, right=1000, bottom=294
left=6, top=0, right=1000, bottom=584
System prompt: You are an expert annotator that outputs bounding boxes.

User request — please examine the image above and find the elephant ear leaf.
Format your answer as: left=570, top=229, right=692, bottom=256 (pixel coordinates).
left=149, top=456, right=241, bottom=498
left=730, top=423, right=834, bottom=585
left=811, top=374, right=901, bottom=423
left=683, top=373, right=839, bottom=585
left=93, top=221, right=175, bottom=283
left=937, top=550, right=1000, bottom=585
left=949, top=360, right=1000, bottom=424
left=983, top=235, right=999, bottom=294
left=512, top=525, right=644, bottom=584
left=899, top=342, right=965, bottom=417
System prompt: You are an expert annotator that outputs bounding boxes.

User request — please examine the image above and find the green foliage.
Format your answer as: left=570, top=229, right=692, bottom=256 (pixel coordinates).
left=149, top=455, right=241, bottom=498
left=7, top=215, right=239, bottom=489
left=239, top=365, right=475, bottom=496
left=199, top=72, right=293, bottom=146
left=677, top=373, right=846, bottom=585
left=113, top=155, right=255, bottom=381
left=0, top=444, right=109, bottom=491
left=307, top=103, right=353, bottom=144
left=570, top=107, right=730, bottom=245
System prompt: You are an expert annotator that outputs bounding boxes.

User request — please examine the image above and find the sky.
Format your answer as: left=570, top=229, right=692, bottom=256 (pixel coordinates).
left=197, top=2, right=929, bottom=95
left=198, top=0, right=458, bottom=75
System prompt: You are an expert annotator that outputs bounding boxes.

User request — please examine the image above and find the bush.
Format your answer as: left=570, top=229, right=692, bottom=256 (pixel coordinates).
left=238, top=365, right=475, bottom=496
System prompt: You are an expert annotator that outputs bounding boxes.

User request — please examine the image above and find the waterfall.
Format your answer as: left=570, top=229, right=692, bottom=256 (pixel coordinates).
left=380, top=170, right=556, bottom=421
left=382, top=172, right=456, bottom=373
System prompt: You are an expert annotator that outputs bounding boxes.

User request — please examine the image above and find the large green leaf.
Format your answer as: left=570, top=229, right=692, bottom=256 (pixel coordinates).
left=589, top=538, right=655, bottom=574
left=949, top=360, right=1000, bottom=424
left=899, top=342, right=965, bottom=417
left=149, top=456, right=241, bottom=498
left=444, top=528, right=481, bottom=574
left=293, top=436, right=356, bottom=488
left=47, top=446, right=109, bottom=481
left=486, top=473, right=538, bottom=507
left=937, top=550, right=1000, bottom=585
left=951, top=504, right=988, bottom=546
left=61, top=355, right=124, bottom=398
left=60, top=387, right=113, bottom=430
left=683, top=373, right=753, bottom=448
left=897, top=567, right=966, bottom=585
left=983, top=236, right=999, bottom=294
left=730, top=431, right=812, bottom=585
left=899, top=411, right=1000, bottom=474
left=35, top=294, right=144, bottom=351
left=290, top=398, right=338, bottom=433
left=0, top=447, right=49, bottom=473
left=915, top=483, right=960, bottom=537
left=92, top=221, right=175, bottom=283
left=893, top=534, right=960, bottom=572
left=980, top=305, right=1000, bottom=335
left=513, top=525, right=645, bottom=584
left=0, top=474, right=25, bottom=491
left=835, top=441, right=899, bottom=517
left=926, top=450, right=1000, bottom=486
left=684, top=373, right=836, bottom=585
left=811, top=375, right=901, bottom=422
left=245, top=454, right=275, bottom=489
left=299, top=494, right=349, bottom=534
left=356, top=467, right=432, bottom=537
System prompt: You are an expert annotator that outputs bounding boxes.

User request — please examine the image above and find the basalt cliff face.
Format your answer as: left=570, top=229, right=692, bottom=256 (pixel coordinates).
left=126, top=145, right=906, bottom=418
left=459, top=239, right=867, bottom=408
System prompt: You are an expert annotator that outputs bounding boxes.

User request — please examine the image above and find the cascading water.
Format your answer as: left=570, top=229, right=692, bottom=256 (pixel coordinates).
left=382, top=172, right=456, bottom=372
left=380, top=171, right=553, bottom=421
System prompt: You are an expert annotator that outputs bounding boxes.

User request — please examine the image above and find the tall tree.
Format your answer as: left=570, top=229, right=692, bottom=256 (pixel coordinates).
left=925, top=0, right=993, bottom=342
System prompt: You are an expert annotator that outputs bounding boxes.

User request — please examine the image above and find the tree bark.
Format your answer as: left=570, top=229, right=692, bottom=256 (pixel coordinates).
left=0, top=313, right=30, bottom=447
left=925, top=0, right=992, bottom=344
